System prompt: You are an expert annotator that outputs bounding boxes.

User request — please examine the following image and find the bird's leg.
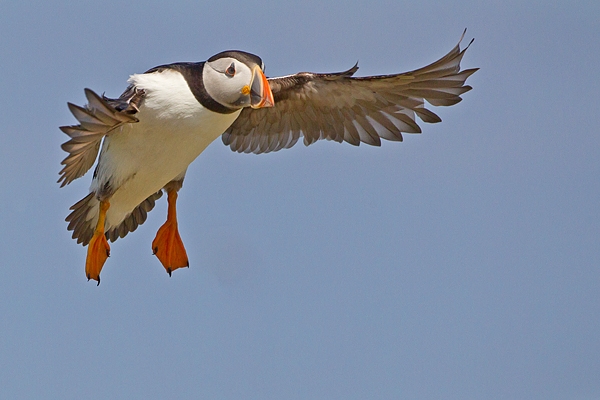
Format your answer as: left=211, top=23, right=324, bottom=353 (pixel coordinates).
left=152, top=188, right=189, bottom=276
left=85, top=200, right=110, bottom=285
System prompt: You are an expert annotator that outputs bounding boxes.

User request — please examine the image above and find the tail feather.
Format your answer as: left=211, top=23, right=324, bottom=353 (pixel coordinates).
left=66, top=191, right=163, bottom=245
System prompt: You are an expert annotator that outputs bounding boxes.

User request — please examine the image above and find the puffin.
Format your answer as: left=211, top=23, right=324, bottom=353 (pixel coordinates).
left=59, top=32, right=477, bottom=284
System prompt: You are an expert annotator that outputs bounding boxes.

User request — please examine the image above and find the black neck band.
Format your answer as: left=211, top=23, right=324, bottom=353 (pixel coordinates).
left=147, top=62, right=238, bottom=114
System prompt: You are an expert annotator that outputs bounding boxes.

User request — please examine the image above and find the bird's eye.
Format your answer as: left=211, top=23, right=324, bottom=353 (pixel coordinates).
left=225, top=63, right=236, bottom=77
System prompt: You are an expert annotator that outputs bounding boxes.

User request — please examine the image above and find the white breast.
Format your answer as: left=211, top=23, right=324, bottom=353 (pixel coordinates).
left=91, top=69, right=241, bottom=229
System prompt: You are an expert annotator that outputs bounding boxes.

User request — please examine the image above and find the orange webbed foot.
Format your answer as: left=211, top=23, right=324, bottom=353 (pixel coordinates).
left=86, top=232, right=110, bottom=285
left=85, top=200, right=110, bottom=285
left=152, top=220, right=189, bottom=276
left=152, top=189, right=189, bottom=276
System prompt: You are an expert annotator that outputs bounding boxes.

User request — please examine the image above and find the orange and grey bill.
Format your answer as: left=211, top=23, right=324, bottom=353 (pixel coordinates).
left=250, top=66, right=274, bottom=109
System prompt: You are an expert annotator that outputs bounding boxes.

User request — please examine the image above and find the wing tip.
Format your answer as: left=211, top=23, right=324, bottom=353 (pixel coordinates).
left=458, top=28, right=476, bottom=53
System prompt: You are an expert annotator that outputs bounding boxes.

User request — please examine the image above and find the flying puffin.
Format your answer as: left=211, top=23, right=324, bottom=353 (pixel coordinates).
left=59, top=32, right=477, bottom=284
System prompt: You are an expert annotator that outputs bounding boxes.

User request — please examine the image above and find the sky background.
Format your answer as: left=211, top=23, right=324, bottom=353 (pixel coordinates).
left=1, top=1, right=599, bottom=399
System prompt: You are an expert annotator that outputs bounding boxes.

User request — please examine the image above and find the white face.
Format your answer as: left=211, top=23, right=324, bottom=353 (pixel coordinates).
left=203, top=57, right=254, bottom=109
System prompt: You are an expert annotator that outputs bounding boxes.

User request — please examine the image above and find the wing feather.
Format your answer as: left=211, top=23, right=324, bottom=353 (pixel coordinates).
left=223, top=31, right=477, bottom=154
left=58, top=87, right=144, bottom=187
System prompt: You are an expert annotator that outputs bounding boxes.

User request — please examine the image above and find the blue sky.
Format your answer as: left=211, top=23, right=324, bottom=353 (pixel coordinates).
left=1, top=1, right=599, bottom=399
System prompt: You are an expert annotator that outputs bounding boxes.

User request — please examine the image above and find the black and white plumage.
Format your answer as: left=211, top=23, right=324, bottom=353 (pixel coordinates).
left=59, top=32, right=477, bottom=283
left=61, top=51, right=271, bottom=244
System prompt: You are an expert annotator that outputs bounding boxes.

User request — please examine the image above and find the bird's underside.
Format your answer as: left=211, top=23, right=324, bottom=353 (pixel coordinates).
left=59, top=32, right=478, bottom=284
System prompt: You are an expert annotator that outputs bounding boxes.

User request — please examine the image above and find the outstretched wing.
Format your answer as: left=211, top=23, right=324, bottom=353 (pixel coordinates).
left=223, top=32, right=478, bottom=154
left=58, top=86, right=145, bottom=187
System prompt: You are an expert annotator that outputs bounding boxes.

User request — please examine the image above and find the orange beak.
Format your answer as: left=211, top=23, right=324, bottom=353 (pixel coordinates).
left=250, top=65, right=274, bottom=108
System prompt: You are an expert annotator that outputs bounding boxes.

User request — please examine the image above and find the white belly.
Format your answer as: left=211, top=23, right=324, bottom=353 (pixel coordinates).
left=90, top=69, right=241, bottom=229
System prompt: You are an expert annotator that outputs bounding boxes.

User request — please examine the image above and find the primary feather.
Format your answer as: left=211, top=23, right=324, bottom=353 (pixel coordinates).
left=223, top=33, right=477, bottom=154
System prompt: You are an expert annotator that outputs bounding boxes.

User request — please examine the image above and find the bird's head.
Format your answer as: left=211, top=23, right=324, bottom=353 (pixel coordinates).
left=203, top=50, right=274, bottom=110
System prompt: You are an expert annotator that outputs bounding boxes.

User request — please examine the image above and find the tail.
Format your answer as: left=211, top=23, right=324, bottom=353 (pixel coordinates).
left=66, top=191, right=163, bottom=245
